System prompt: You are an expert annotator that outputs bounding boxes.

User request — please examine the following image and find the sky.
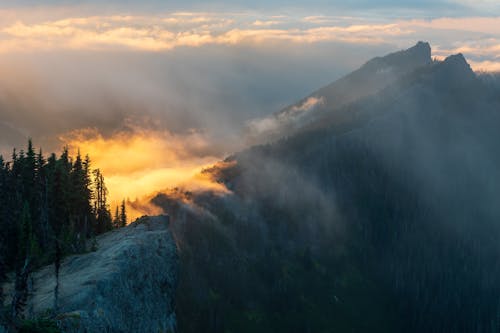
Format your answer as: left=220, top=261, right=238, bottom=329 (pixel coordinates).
left=0, top=0, right=499, bottom=216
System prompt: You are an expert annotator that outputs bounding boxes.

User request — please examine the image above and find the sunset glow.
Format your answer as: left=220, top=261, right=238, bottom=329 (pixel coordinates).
left=61, top=127, right=228, bottom=220
left=0, top=10, right=499, bottom=71
left=2, top=1, right=500, bottom=331
left=2, top=1, right=500, bottom=220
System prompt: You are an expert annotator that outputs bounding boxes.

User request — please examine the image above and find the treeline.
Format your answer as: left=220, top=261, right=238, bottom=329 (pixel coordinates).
left=0, top=140, right=127, bottom=330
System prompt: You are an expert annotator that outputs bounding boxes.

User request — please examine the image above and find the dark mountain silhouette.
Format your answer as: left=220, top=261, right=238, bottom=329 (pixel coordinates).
left=308, top=40, right=432, bottom=112
left=248, top=41, right=433, bottom=141
left=155, top=43, right=500, bottom=333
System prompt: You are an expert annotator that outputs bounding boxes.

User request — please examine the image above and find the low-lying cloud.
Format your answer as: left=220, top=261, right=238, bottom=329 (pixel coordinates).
left=247, top=96, right=325, bottom=136
left=62, top=126, right=229, bottom=218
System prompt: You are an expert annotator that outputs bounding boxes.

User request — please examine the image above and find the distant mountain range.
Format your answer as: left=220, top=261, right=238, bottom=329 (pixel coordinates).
left=156, top=42, right=500, bottom=333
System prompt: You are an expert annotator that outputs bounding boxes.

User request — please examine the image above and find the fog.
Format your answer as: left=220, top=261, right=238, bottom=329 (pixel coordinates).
left=151, top=44, right=500, bottom=331
left=1, top=6, right=500, bottom=217
left=0, top=41, right=390, bottom=213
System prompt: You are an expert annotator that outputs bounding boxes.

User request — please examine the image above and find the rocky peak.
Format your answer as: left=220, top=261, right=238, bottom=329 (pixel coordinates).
left=410, top=41, right=432, bottom=62
left=363, top=41, right=432, bottom=72
left=435, top=53, right=476, bottom=82
left=442, top=53, right=473, bottom=71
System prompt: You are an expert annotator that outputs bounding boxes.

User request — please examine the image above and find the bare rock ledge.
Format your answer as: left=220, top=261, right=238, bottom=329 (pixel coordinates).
left=21, top=215, right=177, bottom=333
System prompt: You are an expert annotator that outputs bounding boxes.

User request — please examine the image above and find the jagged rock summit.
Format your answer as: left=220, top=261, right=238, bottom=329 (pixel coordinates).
left=437, top=53, right=475, bottom=81
left=246, top=41, right=479, bottom=143
left=286, top=41, right=433, bottom=114
left=363, top=41, right=431, bottom=72
left=17, top=215, right=178, bottom=333
left=248, top=41, right=435, bottom=142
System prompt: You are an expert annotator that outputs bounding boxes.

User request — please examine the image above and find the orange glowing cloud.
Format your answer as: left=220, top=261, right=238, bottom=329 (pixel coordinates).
left=400, top=17, right=500, bottom=34
left=0, top=13, right=415, bottom=52
left=60, top=126, right=230, bottom=220
left=468, top=60, right=500, bottom=73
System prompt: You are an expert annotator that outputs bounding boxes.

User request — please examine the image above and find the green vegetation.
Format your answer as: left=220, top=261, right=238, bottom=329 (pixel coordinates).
left=0, top=140, right=126, bottom=331
left=158, top=67, right=500, bottom=332
left=19, top=317, right=60, bottom=333
left=160, top=185, right=403, bottom=333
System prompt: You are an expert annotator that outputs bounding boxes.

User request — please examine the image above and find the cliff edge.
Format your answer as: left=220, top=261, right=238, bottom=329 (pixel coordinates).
left=9, top=215, right=178, bottom=333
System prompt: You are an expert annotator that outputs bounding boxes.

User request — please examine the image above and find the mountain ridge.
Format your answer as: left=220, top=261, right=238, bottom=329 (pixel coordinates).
left=251, top=46, right=481, bottom=147
left=361, top=41, right=431, bottom=72
left=246, top=41, right=488, bottom=150
left=159, top=42, right=500, bottom=333
left=246, top=41, right=435, bottom=143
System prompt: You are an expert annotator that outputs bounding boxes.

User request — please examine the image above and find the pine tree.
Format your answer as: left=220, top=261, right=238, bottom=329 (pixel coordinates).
left=93, top=169, right=113, bottom=234
left=70, top=151, right=90, bottom=251
left=119, top=200, right=127, bottom=228
left=53, top=241, right=61, bottom=313
left=34, top=148, right=50, bottom=252
left=0, top=156, right=7, bottom=294
left=113, top=205, right=120, bottom=228
left=0, top=251, right=6, bottom=323
left=0, top=156, right=6, bottom=320
left=11, top=202, right=37, bottom=323
left=50, top=153, right=69, bottom=253
left=82, top=155, right=95, bottom=238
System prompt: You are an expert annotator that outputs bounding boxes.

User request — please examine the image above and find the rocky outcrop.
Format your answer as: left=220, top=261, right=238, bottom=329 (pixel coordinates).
left=15, top=215, right=178, bottom=333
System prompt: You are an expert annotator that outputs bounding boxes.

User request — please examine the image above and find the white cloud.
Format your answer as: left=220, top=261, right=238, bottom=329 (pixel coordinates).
left=252, top=19, right=282, bottom=27
left=0, top=11, right=499, bottom=73
left=469, top=60, right=500, bottom=72
left=284, top=96, right=326, bottom=117
left=247, top=96, right=325, bottom=136
left=0, top=14, right=416, bottom=52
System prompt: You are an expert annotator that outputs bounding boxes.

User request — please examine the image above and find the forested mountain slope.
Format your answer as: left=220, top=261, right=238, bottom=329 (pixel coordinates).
left=155, top=43, right=500, bottom=332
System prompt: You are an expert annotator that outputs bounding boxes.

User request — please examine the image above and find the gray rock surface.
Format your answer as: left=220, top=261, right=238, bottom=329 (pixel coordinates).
left=25, top=215, right=178, bottom=333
